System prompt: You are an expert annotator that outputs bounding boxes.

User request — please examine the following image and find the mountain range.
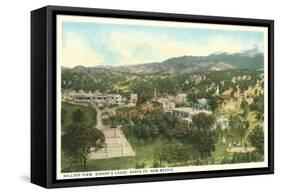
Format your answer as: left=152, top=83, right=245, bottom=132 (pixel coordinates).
left=66, top=49, right=264, bottom=74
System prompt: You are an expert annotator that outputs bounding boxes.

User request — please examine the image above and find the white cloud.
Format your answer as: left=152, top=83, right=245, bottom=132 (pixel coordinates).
left=62, top=30, right=257, bottom=67
left=107, top=31, right=247, bottom=65
left=108, top=31, right=189, bottom=65
left=206, top=36, right=243, bottom=54
left=62, top=32, right=103, bottom=68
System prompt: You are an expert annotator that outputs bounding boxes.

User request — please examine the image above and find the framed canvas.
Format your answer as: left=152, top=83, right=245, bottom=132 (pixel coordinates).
left=31, top=5, right=274, bottom=188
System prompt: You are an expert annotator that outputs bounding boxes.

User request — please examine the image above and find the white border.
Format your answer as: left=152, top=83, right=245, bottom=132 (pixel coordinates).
left=56, top=15, right=269, bottom=180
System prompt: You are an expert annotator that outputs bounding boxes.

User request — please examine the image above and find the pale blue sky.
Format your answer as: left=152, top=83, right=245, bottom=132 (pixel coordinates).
left=61, top=21, right=264, bottom=67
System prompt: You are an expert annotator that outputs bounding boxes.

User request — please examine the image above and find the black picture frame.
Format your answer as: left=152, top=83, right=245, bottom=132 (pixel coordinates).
left=31, top=5, right=274, bottom=188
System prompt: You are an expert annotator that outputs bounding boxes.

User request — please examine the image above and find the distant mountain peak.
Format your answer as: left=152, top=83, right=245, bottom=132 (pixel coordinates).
left=67, top=49, right=264, bottom=74
left=73, top=65, right=86, bottom=69
left=239, top=46, right=263, bottom=57
left=209, top=51, right=228, bottom=56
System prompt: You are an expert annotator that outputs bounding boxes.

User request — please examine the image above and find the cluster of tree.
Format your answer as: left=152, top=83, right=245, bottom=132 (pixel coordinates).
left=62, top=67, right=130, bottom=96
left=250, top=94, right=264, bottom=121
left=221, top=123, right=264, bottom=164
left=61, top=103, right=97, bottom=132
left=221, top=152, right=263, bottom=164
left=61, top=108, right=105, bottom=170
left=102, top=103, right=263, bottom=166
left=240, top=98, right=250, bottom=116
left=153, top=140, right=196, bottom=167
left=229, top=114, right=249, bottom=146
left=63, top=66, right=263, bottom=109
left=129, top=80, right=155, bottom=104
left=151, top=113, right=220, bottom=166
left=191, top=113, right=218, bottom=156
left=183, top=70, right=263, bottom=110
left=121, top=107, right=173, bottom=143
left=248, top=126, right=264, bottom=155
left=116, top=107, right=220, bottom=164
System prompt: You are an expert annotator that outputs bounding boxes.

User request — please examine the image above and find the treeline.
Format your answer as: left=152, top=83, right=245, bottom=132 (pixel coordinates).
left=61, top=103, right=105, bottom=171
left=62, top=67, right=264, bottom=105
left=102, top=105, right=264, bottom=166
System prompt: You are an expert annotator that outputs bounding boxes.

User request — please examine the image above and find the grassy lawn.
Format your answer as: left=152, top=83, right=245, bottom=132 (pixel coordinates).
left=81, top=156, right=137, bottom=171
left=210, top=136, right=234, bottom=164
left=62, top=138, right=164, bottom=172
left=61, top=102, right=97, bottom=132
left=85, top=143, right=154, bottom=171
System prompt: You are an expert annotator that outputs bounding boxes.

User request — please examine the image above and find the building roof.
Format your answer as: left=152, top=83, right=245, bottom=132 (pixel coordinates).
left=172, top=107, right=212, bottom=115
left=221, top=90, right=232, bottom=97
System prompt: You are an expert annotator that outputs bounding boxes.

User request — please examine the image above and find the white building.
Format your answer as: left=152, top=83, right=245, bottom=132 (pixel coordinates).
left=197, top=98, right=208, bottom=109
left=175, top=94, right=187, bottom=105
left=130, top=94, right=138, bottom=104
left=152, top=98, right=175, bottom=112
left=171, top=107, right=213, bottom=127
left=171, top=107, right=212, bottom=119
left=216, top=116, right=229, bottom=130
left=215, top=85, right=220, bottom=96
left=68, top=90, right=123, bottom=105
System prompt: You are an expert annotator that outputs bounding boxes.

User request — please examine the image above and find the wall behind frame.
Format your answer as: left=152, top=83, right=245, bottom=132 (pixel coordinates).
left=0, top=0, right=278, bottom=193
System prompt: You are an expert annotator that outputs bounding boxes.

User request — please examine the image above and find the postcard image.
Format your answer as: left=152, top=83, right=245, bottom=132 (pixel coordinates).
left=56, top=15, right=268, bottom=180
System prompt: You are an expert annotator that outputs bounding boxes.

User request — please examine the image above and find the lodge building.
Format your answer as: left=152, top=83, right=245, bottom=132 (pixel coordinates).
left=68, top=90, right=123, bottom=105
